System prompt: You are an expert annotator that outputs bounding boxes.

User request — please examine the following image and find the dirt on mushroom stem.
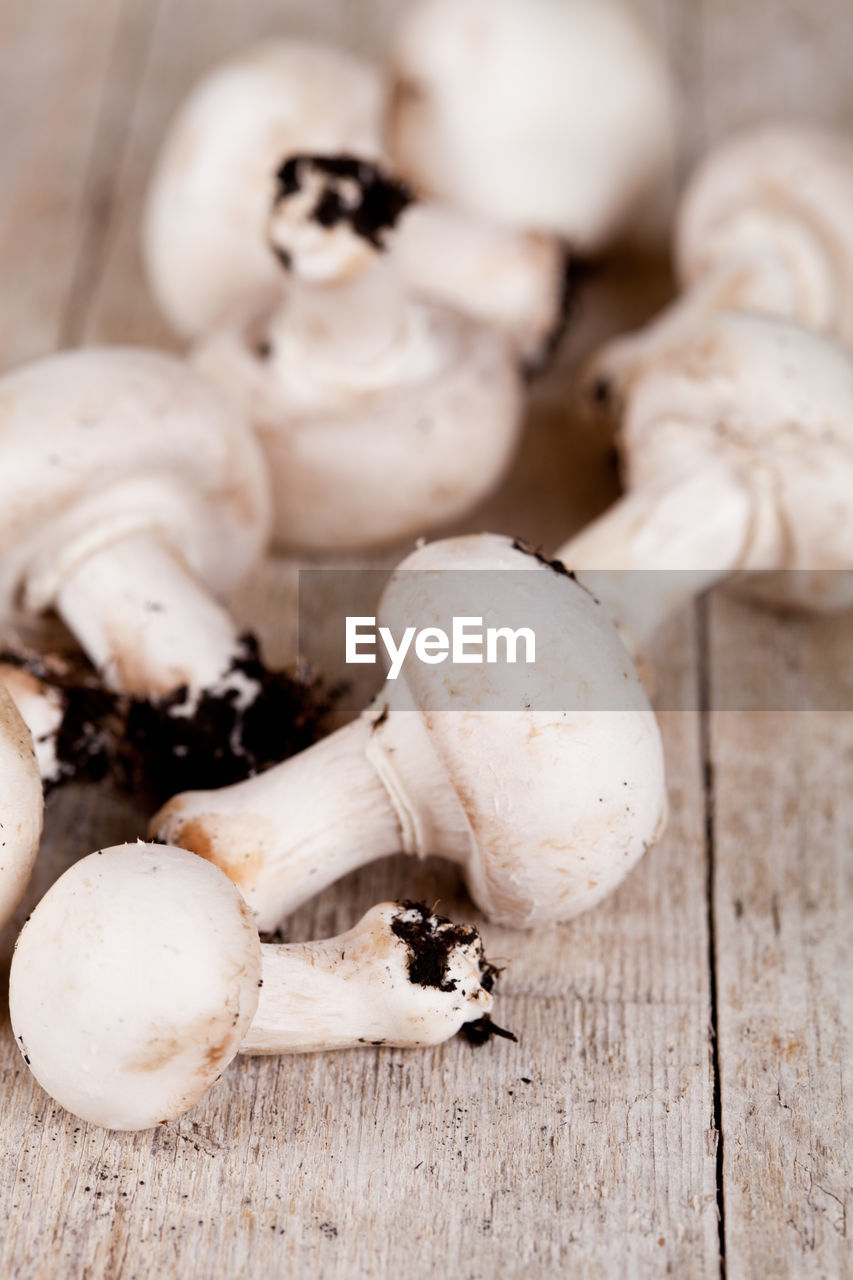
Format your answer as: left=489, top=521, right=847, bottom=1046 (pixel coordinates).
left=1, top=636, right=335, bottom=800
left=391, top=901, right=518, bottom=1046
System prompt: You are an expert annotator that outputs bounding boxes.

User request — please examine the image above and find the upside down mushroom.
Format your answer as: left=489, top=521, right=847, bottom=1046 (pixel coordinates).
left=10, top=844, right=500, bottom=1130
left=152, top=533, right=667, bottom=931
left=0, top=687, right=43, bottom=930
left=557, top=313, right=853, bottom=650
left=191, top=153, right=523, bottom=550
left=584, top=125, right=853, bottom=416
left=0, top=346, right=324, bottom=791
left=142, top=38, right=568, bottom=364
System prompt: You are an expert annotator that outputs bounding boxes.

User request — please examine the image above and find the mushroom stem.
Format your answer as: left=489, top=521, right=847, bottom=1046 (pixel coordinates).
left=267, top=254, right=411, bottom=383
left=54, top=530, right=242, bottom=701
left=557, top=458, right=761, bottom=649
left=241, top=903, right=493, bottom=1054
left=152, top=712, right=449, bottom=932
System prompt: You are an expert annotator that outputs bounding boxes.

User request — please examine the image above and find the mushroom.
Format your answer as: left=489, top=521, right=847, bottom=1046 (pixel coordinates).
left=0, top=686, right=43, bottom=930
left=141, top=38, right=570, bottom=364
left=190, top=153, right=523, bottom=551
left=10, top=843, right=499, bottom=1130
left=388, top=0, right=675, bottom=251
left=0, top=346, right=326, bottom=791
left=556, top=312, right=853, bottom=650
left=584, top=125, right=853, bottom=416
left=152, top=533, right=667, bottom=931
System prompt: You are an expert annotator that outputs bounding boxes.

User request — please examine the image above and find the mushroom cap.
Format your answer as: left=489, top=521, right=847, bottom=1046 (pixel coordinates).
left=377, top=534, right=667, bottom=927
left=0, top=346, right=271, bottom=623
left=191, top=303, right=523, bottom=550
left=677, top=126, right=853, bottom=349
left=9, top=843, right=262, bottom=1130
left=388, top=0, right=675, bottom=248
left=622, top=312, right=853, bottom=610
left=0, top=687, right=43, bottom=929
left=143, top=40, right=387, bottom=337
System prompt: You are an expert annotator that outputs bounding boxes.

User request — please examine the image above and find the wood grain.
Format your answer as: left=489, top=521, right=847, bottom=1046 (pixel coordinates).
left=0, top=0, right=850, bottom=1276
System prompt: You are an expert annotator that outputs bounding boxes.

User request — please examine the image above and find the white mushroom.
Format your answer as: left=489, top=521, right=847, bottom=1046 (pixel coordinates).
left=191, top=154, right=523, bottom=550
left=557, top=313, right=853, bottom=650
left=584, top=126, right=853, bottom=414
left=142, top=38, right=569, bottom=363
left=152, top=533, right=667, bottom=931
left=388, top=0, right=675, bottom=250
left=0, top=346, right=324, bottom=788
left=0, top=686, right=43, bottom=930
left=10, top=843, right=498, bottom=1130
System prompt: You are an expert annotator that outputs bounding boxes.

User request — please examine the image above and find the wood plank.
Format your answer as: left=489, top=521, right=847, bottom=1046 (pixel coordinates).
left=0, top=0, right=129, bottom=370
left=707, top=594, right=853, bottom=1277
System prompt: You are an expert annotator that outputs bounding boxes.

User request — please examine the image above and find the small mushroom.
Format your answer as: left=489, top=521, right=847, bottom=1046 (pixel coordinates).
left=191, top=153, right=523, bottom=550
left=152, top=533, right=667, bottom=930
left=585, top=125, right=853, bottom=415
left=388, top=0, right=675, bottom=250
left=0, top=686, right=43, bottom=930
left=142, top=38, right=569, bottom=363
left=0, top=346, right=324, bottom=790
left=557, top=312, right=853, bottom=649
left=10, top=843, right=498, bottom=1130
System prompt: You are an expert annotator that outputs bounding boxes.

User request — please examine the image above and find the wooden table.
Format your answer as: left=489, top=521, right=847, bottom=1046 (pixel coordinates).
left=0, top=1, right=850, bottom=1275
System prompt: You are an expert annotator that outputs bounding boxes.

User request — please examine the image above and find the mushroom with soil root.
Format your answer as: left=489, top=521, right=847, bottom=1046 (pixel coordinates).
left=152, top=533, right=667, bottom=931
left=583, top=126, right=853, bottom=418
left=555, top=313, right=853, bottom=653
left=190, top=153, right=524, bottom=551
left=0, top=687, right=43, bottom=930
left=10, top=843, right=501, bottom=1130
left=0, top=346, right=328, bottom=794
left=141, top=39, right=571, bottom=366
left=388, top=0, right=675, bottom=253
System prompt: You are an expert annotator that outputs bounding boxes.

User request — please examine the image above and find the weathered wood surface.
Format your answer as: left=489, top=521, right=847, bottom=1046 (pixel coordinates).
left=0, top=0, right=849, bottom=1276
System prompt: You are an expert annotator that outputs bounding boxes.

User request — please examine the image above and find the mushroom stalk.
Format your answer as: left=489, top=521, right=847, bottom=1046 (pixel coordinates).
left=558, top=456, right=761, bottom=648
left=54, top=530, right=243, bottom=701
left=267, top=254, right=410, bottom=382
left=242, top=902, right=492, bottom=1054
left=153, top=711, right=470, bottom=932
